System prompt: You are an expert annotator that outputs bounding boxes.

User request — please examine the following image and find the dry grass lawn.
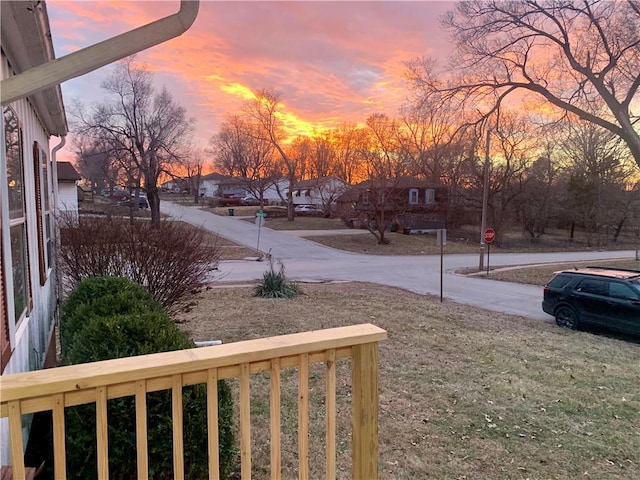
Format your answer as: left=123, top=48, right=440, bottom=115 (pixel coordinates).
left=175, top=282, right=640, bottom=480
left=478, top=259, right=640, bottom=286
left=307, top=231, right=640, bottom=256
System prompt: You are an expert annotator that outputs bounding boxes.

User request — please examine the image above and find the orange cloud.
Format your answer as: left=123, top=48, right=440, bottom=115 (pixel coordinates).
left=48, top=0, right=454, bottom=155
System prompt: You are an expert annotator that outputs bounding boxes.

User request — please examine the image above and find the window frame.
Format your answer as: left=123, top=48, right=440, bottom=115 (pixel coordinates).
left=408, top=188, right=419, bottom=205
left=4, top=105, right=32, bottom=328
left=362, top=190, right=370, bottom=206
left=425, top=188, right=435, bottom=205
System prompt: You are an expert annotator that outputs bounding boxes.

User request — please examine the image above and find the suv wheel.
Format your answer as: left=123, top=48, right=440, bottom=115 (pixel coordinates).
left=555, top=305, right=579, bottom=330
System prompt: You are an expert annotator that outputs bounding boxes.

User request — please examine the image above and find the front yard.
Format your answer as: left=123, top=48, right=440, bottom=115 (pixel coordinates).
left=176, top=282, right=640, bottom=480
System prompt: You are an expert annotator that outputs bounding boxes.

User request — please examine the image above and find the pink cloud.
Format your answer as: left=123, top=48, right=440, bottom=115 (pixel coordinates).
left=47, top=0, right=454, bottom=153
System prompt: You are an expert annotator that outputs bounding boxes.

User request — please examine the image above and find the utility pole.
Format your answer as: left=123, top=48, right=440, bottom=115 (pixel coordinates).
left=479, top=126, right=491, bottom=270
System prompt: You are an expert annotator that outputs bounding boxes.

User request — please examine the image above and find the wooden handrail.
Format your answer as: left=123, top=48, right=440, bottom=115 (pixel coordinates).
left=0, top=323, right=386, bottom=406
left=0, top=324, right=387, bottom=479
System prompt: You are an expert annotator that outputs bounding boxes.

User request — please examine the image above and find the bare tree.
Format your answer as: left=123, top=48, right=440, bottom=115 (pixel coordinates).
left=514, top=138, right=564, bottom=239
left=309, top=132, right=336, bottom=178
left=406, top=0, right=640, bottom=168
left=210, top=114, right=273, bottom=178
left=72, top=58, right=194, bottom=226
left=330, top=123, right=368, bottom=184
left=209, top=113, right=279, bottom=207
left=354, top=114, right=413, bottom=244
left=245, top=89, right=299, bottom=220
left=74, top=138, right=118, bottom=193
left=180, top=145, right=208, bottom=204
left=562, top=121, right=636, bottom=245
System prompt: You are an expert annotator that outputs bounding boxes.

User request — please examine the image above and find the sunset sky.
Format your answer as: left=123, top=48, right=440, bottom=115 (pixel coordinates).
left=47, top=0, right=454, bottom=162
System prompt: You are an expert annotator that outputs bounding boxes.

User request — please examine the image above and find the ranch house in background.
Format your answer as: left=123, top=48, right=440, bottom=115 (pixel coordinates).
left=338, top=177, right=448, bottom=232
left=290, top=176, right=349, bottom=212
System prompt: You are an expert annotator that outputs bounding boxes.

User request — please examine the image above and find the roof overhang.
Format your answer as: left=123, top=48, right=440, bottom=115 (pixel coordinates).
left=1, top=1, right=68, bottom=136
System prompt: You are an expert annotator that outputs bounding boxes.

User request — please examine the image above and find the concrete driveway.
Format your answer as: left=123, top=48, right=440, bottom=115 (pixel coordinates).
left=161, top=201, right=636, bottom=321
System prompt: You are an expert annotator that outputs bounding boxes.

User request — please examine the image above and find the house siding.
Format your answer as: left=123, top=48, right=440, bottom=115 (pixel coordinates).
left=58, top=181, right=78, bottom=212
left=1, top=52, right=61, bottom=465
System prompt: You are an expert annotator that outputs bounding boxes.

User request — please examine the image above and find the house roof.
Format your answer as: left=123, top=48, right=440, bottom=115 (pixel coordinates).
left=201, top=172, right=231, bottom=182
left=1, top=1, right=68, bottom=136
left=57, top=162, right=81, bottom=181
left=353, top=176, right=438, bottom=190
left=292, top=176, right=346, bottom=190
left=336, top=177, right=440, bottom=203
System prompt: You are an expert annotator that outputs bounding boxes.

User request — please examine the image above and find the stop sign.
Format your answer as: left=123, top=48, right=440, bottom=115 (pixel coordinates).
left=483, top=228, right=496, bottom=244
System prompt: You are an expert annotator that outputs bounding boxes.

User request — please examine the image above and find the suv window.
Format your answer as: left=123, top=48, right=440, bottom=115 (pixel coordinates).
left=577, top=278, right=608, bottom=295
left=547, top=274, right=573, bottom=289
left=609, top=282, right=637, bottom=299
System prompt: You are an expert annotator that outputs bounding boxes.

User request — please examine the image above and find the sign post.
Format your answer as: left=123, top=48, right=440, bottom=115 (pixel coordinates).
left=436, top=229, right=447, bottom=302
left=255, top=211, right=267, bottom=253
left=483, top=228, right=495, bottom=275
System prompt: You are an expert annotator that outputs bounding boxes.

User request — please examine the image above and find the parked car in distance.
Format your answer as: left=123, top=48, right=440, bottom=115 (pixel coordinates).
left=241, top=196, right=260, bottom=206
left=542, top=266, right=640, bottom=337
left=294, top=204, right=321, bottom=215
left=109, top=189, right=128, bottom=201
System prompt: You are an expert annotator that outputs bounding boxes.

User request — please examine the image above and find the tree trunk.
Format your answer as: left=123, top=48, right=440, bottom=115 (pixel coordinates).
left=287, top=173, right=295, bottom=221
left=612, top=217, right=626, bottom=244
left=148, top=187, right=161, bottom=228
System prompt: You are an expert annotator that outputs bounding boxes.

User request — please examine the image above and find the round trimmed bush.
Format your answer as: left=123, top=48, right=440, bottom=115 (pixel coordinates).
left=62, top=278, right=237, bottom=479
left=60, top=276, right=162, bottom=360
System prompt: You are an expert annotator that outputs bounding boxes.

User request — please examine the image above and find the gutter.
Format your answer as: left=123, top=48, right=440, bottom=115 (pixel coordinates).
left=0, top=0, right=199, bottom=105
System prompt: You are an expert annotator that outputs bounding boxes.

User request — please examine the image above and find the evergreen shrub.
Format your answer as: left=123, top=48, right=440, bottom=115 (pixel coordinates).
left=59, top=276, right=160, bottom=359
left=62, top=277, right=236, bottom=479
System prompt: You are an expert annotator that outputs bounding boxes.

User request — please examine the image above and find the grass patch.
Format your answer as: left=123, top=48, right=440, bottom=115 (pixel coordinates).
left=307, top=232, right=480, bottom=254
left=173, top=221, right=256, bottom=260
left=78, top=195, right=151, bottom=218
left=478, top=258, right=640, bottom=286
left=259, top=216, right=346, bottom=231
left=308, top=230, right=640, bottom=255
left=176, top=282, right=640, bottom=480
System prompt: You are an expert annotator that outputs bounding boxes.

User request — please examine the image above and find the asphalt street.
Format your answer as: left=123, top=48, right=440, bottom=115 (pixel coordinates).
left=161, top=201, right=636, bottom=321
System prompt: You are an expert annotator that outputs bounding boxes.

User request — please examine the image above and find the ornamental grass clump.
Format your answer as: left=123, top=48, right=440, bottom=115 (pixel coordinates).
left=254, top=259, right=300, bottom=298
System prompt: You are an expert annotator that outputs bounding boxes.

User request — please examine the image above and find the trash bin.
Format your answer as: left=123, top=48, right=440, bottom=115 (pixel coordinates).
left=389, top=223, right=397, bottom=232
left=228, top=208, right=235, bottom=216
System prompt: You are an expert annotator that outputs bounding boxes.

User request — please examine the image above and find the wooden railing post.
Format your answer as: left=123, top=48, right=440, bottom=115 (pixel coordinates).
left=351, top=342, right=379, bottom=480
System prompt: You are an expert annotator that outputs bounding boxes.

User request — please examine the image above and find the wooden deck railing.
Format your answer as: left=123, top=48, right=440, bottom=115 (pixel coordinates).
left=0, top=323, right=387, bottom=479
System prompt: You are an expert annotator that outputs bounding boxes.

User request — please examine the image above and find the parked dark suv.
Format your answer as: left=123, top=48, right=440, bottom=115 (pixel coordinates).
left=542, top=267, right=640, bottom=336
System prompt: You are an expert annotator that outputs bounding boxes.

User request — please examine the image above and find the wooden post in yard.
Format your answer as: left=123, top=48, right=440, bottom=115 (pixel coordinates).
left=352, top=342, right=379, bottom=480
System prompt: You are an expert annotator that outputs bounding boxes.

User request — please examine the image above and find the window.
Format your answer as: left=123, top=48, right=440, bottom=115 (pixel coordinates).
left=425, top=188, right=435, bottom=204
left=4, top=106, right=31, bottom=326
left=408, top=188, right=419, bottom=205
left=548, top=274, right=572, bottom=289
left=362, top=190, right=370, bottom=206
left=609, top=282, right=636, bottom=300
left=578, top=279, right=607, bottom=296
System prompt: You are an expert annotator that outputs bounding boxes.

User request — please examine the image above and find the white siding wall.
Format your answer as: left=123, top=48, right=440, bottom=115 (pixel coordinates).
left=1, top=52, right=60, bottom=465
left=58, top=181, right=78, bottom=212
left=201, top=180, right=220, bottom=198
